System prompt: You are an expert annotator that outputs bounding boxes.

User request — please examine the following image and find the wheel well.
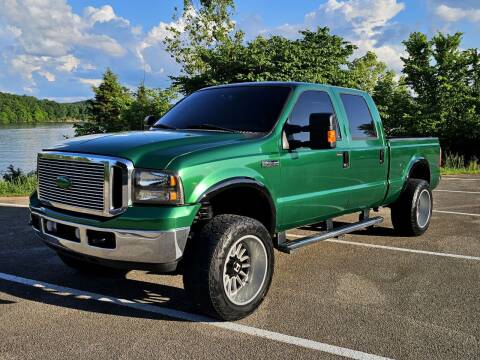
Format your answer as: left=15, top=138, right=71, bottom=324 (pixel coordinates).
left=199, top=184, right=275, bottom=235
left=408, top=160, right=430, bottom=184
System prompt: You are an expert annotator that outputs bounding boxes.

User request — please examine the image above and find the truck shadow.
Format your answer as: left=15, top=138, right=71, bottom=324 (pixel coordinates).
left=0, top=272, right=207, bottom=322
left=0, top=206, right=213, bottom=323
left=299, top=221, right=404, bottom=237
left=0, top=299, right=16, bottom=305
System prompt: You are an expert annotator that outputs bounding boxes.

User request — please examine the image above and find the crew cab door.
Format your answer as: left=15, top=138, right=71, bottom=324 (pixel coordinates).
left=334, top=91, right=388, bottom=209
left=278, top=89, right=352, bottom=229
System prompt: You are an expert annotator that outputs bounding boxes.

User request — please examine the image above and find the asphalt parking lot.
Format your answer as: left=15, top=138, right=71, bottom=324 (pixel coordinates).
left=0, top=175, right=479, bottom=359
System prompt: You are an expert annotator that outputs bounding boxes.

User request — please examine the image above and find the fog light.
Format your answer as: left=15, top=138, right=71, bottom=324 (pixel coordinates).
left=46, top=221, right=57, bottom=233
left=87, top=230, right=115, bottom=249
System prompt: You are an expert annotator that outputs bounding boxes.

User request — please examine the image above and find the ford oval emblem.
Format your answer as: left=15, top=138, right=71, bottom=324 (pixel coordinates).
left=56, top=175, right=72, bottom=189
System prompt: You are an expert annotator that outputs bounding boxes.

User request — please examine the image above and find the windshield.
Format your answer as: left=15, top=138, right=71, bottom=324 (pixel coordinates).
left=153, top=86, right=291, bottom=133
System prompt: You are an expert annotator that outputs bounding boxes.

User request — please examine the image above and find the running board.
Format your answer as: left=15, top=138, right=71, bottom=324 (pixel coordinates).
left=277, top=216, right=383, bottom=254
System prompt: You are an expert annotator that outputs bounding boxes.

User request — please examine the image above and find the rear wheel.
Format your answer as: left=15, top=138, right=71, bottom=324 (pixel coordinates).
left=183, top=214, right=274, bottom=320
left=391, top=179, right=432, bottom=236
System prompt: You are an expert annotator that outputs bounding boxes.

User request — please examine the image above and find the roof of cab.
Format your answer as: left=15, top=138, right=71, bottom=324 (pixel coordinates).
left=200, top=81, right=366, bottom=94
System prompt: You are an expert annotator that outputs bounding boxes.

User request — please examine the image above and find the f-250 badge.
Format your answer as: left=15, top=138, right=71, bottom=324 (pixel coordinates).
left=261, top=160, right=280, bottom=168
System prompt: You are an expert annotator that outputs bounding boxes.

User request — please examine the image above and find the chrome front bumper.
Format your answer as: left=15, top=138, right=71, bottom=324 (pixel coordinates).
left=31, top=211, right=190, bottom=265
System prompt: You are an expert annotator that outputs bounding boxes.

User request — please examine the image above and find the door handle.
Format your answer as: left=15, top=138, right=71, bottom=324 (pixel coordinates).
left=337, top=151, right=349, bottom=168
left=379, top=149, right=385, bottom=164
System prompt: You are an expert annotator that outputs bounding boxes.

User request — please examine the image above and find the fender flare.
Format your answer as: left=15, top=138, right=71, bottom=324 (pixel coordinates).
left=198, top=177, right=276, bottom=233
left=406, top=158, right=430, bottom=183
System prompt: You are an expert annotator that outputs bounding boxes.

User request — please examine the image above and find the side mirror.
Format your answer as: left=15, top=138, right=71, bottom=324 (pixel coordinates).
left=143, top=115, right=157, bottom=130
left=309, top=113, right=337, bottom=149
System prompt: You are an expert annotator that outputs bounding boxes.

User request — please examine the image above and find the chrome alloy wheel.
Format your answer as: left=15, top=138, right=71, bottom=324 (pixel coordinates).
left=223, top=235, right=268, bottom=306
left=416, top=189, right=432, bottom=228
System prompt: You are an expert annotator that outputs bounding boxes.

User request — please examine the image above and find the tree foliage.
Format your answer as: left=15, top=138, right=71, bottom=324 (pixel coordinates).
left=0, top=92, right=88, bottom=125
left=74, top=69, right=175, bottom=136
left=170, top=27, right=359, bottom=94
left=123, top=83, right=177, bottom=131
left=74, top=69, right=132, bottom=135
left=164, top=0, right=238, bottom=78
left=401, top=32, right=480, bottom=157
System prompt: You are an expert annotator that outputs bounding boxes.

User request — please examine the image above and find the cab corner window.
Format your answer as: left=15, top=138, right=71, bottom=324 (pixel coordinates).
left=340, top=94, right=377, bottom=140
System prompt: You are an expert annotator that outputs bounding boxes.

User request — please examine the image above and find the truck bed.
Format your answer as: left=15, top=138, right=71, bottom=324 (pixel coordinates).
left=383, top=137, right=441, bottom=205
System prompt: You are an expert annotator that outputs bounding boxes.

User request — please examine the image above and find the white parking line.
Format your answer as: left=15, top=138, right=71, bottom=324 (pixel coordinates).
left=0, top=272, right=392, bottom=360
left=433, top=210, right=480, bottom=217
left=0, top=202, right=28, bottom=208
left=287, top=234, right=480, bottom=261
left=434, top=190, right=480, bottom=194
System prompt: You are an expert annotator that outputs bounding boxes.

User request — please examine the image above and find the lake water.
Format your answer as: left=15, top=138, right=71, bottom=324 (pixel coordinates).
left=0, top=123, right=74, bottom=175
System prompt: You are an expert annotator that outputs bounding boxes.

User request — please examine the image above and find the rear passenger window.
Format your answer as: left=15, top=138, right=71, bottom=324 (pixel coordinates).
left=287, top=91, right=340, bottom=146
left=340, top=94, right=377, bottom=139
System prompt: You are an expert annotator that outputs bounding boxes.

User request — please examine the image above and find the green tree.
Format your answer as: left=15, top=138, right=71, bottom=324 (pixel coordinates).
left=123, top=83, right=177, bottom=130
left=75, top=68, right=133, bottom=136
left=373, top=73, right=414, bottom=136
left=168, top=27, right=357, bottom=94
left=347, top=51, right=390, bottom=93
left=402, top=32, right=480, bottom=157
left=0, top=92, right=87, bottom=124
left=165, top=0, right=238, bottom=79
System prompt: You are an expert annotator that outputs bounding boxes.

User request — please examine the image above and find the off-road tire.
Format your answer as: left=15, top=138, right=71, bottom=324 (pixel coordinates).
left=391, top=179, right=432, bottom=236
left=183, top=214, right=274, bottom=320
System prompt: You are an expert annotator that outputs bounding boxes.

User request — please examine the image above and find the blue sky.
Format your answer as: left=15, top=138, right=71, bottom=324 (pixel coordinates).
left=0, top=0, right=479, bottom=102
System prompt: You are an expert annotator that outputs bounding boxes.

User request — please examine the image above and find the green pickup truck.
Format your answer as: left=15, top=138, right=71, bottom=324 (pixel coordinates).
left=29, top=82, right=440, bottom=320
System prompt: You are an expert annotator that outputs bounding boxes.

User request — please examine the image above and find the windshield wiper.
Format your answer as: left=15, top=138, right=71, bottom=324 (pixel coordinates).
left=152, top=123, right=177, bottom=130
left=182, top=124, right=237, bottom=133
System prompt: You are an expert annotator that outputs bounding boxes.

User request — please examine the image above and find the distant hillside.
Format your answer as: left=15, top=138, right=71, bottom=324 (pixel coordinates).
left=0, top=92, right=89, bottom=124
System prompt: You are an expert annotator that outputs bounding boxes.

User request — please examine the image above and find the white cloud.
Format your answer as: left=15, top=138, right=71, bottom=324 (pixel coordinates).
left=84, top=5, right=131, bottom=28
left=316, top=0, right=405, bottom=38
left=56, top=55, right=80, bottom=72
left=435, top=4, right=480, bottom=23
left=264, top=0, right=406, bottom=72
left=23, top=86, right=34, bottom=93
left=0, top=0, right=127, bottom=88
left=0, top=0, right=125, bottom=58
left=39, top=71, right=55, bottom=82
left=78, top=78, right=102, bottom=87
left=85, top=5, right=117, bottom=24
left=134, top=11, right=192, bottom=76
left=46, top=96, right=89, bottom=103
left=10, top=55, right=41, bottom=81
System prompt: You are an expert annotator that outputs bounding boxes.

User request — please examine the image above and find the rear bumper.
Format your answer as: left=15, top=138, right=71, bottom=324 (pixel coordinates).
left=30, top=210, right=190, bottom=269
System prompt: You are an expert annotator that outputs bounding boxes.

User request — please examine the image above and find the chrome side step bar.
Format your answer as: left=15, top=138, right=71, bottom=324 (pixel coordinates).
left=277, top=216, right=383, bottom=254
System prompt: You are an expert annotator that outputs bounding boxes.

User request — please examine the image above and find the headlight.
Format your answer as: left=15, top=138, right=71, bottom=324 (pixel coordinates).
left=133, top=169, right=183, bottom=204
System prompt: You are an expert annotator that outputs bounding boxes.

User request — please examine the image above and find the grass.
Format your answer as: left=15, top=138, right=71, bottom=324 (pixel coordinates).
left=441, top=167, right=479, bottom=175
left=441, top=153, right=479, bottom=175
left=0, top=175, right=36, bottom=197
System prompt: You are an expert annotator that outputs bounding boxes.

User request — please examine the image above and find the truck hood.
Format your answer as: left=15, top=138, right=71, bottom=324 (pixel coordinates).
left=46, top=130, right=253, bottom=169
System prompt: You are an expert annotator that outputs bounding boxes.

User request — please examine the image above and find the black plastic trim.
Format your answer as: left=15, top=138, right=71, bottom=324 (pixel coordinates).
left=407, top=158, right=430, bottom=183
left=198, top=177, right=276, bottom=234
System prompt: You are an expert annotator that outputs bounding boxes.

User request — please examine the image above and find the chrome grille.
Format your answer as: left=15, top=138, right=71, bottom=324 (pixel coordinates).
left=38, top=158, right=106, bottom=211
left=37, top=152, right=134, bottom=217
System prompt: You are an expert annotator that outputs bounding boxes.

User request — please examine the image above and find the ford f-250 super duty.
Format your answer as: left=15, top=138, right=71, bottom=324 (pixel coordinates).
left=29, top=82, right=440, bottom=320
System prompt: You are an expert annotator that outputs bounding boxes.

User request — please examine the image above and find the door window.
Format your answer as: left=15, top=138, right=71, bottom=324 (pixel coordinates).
left=339, top=94, right=377, bottom=139
left=286, top=91, right=340, bottom=147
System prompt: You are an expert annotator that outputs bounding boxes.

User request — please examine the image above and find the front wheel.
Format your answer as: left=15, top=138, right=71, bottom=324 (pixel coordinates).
left=183, top=214, right=274, bottom=320
left=391, top=179, right=433, bottom=236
